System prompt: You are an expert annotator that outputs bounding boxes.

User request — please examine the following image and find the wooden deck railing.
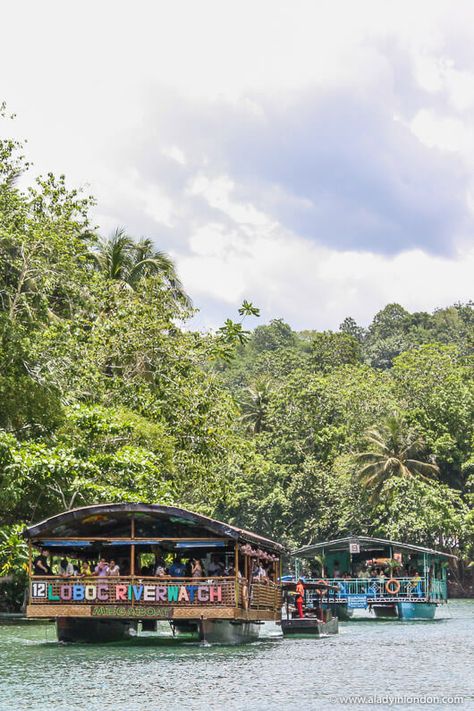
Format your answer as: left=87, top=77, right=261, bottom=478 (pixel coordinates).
left=249, top=581, right=281, bottom=610
left=29, top=576, right=282, bottom=611
left=30, top=576, right=233, bottom=606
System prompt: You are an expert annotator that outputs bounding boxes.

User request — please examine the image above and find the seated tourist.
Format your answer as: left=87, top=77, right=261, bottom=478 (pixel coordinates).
left=107, top=559, right=120, bottom=577
left=207, top=554, right=225, bottom=576
left=168, top=557, right=187, bottom=577
left=252, top=562, right=267, bottom=581
left=32, top=548, right=51, bottom=576
left=154, top=557, right=168, bottom=576
left=94, top=558, right=109, bottom=577
left=333, top=562, right=341, bottom=578
left=80, top=561, right=92, bottom=577
left=58, top=557, right=75, bottom=577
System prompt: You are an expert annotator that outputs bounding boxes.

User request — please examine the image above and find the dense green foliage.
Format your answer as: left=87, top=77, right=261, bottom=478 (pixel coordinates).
left=220, top=325, right=473, bottom=548
left=0, top=108, right=473, bottom=606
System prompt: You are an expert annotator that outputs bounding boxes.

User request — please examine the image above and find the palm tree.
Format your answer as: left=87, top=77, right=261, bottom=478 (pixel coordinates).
left=355, top=414, right=439, bottom=500
left=93, top=229, right=191, bottom=306
left=130, top=238, right=191, bottom=306
left=93, top=229, right=134, bottom=282
left=239, top=379, right=271, bottom=434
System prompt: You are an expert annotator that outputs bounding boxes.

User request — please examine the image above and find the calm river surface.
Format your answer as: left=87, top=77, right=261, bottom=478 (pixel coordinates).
left=1, top=600, right=473, bottom=711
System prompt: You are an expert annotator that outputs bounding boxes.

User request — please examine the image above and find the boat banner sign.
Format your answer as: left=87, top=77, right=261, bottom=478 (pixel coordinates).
left=91, top=605, right=172, bottom=618
left=30, top=581, right=224, bottom=605
left=347, top=594, right=368, bottom=609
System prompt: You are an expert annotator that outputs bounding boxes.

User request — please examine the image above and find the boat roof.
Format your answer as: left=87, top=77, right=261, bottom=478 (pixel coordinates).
left=291, top=536, right=457, bottom=560
left=23, top=503, right=284, bottom=553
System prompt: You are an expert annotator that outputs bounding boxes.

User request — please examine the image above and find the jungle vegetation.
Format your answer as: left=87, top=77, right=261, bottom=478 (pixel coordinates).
left=1, top=106, right=473, bottom=607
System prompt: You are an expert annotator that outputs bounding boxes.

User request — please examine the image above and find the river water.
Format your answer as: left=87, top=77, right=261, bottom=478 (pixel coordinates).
left=1, top=600, right=473, bottom=711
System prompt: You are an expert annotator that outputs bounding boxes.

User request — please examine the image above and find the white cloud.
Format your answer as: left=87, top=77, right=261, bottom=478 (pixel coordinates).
left=1, top=0, right=474, bottom=329
left=180, top=226, right=474, bottom=329
left=188, top=175, right=274, bottom=229
left=409, top=110, right=470, bottom=152
left=179, top=173, right=474, bottom=328
left=162, top=146, right=187, bottom=166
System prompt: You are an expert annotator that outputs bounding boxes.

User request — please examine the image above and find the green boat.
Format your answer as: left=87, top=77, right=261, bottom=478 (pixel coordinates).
left=291, top=536, right=456, bottom=621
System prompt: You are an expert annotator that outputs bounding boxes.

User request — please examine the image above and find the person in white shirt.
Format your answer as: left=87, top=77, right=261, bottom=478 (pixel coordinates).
left=58, top=558, right=75, bottom=577
left=107, top=560, right=120, bottom=577
left=155, top=557, right=168, bottom=576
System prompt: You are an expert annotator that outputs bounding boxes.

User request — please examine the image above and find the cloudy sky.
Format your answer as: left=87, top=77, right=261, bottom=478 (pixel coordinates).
left=2, top=0, right=474, bottom=329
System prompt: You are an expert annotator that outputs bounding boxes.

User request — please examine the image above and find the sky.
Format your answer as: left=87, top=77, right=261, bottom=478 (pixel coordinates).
left=1, top=0, right=474, bottom=330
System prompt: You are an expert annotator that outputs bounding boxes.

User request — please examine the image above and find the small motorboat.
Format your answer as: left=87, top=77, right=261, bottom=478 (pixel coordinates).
left=281, top=580, right=339, bottom=637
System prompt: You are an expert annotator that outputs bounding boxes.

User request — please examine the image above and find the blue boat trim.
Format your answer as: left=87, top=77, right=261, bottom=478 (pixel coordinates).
left=397, top=602, right=436, bottom=620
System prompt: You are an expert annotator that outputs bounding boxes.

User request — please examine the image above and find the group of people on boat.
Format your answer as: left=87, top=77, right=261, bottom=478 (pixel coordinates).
left=315, top=560, right=424, bottom=581
left=33, top=551, right=122, bottom=578
left=32, top=548, right=276, bottom=583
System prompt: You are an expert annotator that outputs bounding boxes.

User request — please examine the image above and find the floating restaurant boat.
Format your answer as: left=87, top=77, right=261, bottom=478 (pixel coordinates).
left=291, top=536, right=456, bottom=621
left=23, top=503, right=283, bottom=644
left=281, top=580, right=339, bottom=637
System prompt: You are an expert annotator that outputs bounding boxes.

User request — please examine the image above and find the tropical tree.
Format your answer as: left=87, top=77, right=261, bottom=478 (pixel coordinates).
left=355, top=414, right=439, bottom=500
left=309, top=331, right=362, bottom=371
left=0, top=524, right=28, bottom=611
left=131, top=237, right=191, bottom=306
left=239, top=379, right=271, bottom=434
left=93, top=229, right=190, bottom=305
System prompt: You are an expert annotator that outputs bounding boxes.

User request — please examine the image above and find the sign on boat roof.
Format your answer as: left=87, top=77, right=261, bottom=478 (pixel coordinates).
left=291, top=535, right=457, bottom=559
left=23, top=502, right=284, bottom=553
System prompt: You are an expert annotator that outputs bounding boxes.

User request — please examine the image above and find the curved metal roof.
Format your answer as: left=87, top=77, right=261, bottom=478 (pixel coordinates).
left=291, top=535, right=457, bottom=559
left=23, top=502, right=284, bottom=553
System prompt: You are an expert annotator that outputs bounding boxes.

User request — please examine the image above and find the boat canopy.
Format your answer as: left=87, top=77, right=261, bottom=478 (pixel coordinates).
left=291, top=536, right=457, bottom=560
left=23, top=502, right=284, bottom=554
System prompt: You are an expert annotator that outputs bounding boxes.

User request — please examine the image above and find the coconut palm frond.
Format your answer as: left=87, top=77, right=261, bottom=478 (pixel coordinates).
left=359, top=463, right=385, bottom=485
left=355, top=414, right=439, bottom=501
left=239, top=380, right=271, bottom=434
left=399, top=438, right=424, bottom=460
left=405, top=459, right=440, bottom=480
left=93, top=229, right=191, bottom=305
left=354, top=452, right=384, bottom=465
